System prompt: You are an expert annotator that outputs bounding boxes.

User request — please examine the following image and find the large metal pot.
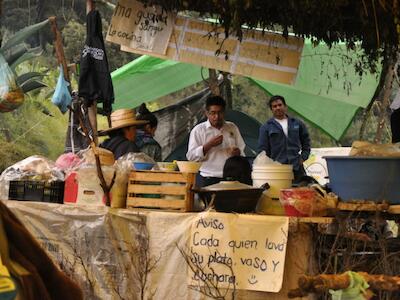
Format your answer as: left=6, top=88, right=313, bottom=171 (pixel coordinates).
left=193, top=181, right=266, bottom=213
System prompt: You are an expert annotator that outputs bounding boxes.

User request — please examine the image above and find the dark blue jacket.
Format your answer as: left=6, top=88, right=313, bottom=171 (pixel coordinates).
left=100, top=135, right=139, bottom=159
left=257, top=116, right=311, bottom=170
left=135, top=130, right=162, bottom=162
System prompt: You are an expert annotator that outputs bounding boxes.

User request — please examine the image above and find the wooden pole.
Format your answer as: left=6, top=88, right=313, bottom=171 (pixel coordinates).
left=86, top=0, right=98, bottom=145
left=71, top=103, right=115, bottom=206
left=49, top=17, right=70, bottom=83
left=84, top=0, right=114, bottom=206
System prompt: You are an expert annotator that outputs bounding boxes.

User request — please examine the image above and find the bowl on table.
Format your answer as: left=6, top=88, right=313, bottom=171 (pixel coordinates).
left=157, top=162, right=177, bottom=171
left=133, top=162, right=155, bottom=170
left=176, top=161, right=202, bottom=173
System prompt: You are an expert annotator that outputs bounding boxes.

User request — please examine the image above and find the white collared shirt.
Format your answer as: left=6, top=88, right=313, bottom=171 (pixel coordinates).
left=186, top=120, right=246, bottom=178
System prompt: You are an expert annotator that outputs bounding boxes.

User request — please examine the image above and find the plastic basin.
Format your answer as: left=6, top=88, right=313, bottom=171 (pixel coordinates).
left=324, top=156, right=400, bottom=203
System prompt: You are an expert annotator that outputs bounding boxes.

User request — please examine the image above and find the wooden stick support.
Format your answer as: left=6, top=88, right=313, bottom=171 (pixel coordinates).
left=85, top=0, right=98, bottom=145
left=288, top=272, right=400, bottom=298
left=337, top=201, right=390, bottom=212
left=49, top=16, right=70, bottom=83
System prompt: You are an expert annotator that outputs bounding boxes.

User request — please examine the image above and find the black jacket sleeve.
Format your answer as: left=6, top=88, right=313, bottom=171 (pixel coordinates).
left=78, top=10, right=114, bottom=114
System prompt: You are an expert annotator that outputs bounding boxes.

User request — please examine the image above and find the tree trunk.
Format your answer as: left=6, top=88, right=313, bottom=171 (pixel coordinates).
left=359, top=59, right=388, bottom=140
left=374, top=57, right=396, bottom=143
left=208, top=69, right=220, bottom=96
left=222, top=72, right=233, bottom=109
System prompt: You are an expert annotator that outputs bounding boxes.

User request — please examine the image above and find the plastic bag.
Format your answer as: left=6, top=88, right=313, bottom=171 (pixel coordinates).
left=0, top=155, right=64, bottom=182
left=78, top=147, right=115, bottom=166
left=117, top=152, right=156, bottom=171
left=0, top=155, right=64, bottom=201
left=253, top=151, right=280, bottom=166
left=279, top=185, right=337, bottom=217
left=55, top=152, right=82, bottom=176
left=0, top=53, right=24, bottom=112
left=51, top=66, right=72, bottom=113
left=350, top=141, right=400, bottom=157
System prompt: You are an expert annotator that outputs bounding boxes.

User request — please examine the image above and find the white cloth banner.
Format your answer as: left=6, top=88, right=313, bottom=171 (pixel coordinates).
left=5, top=201, right=304, bottom=299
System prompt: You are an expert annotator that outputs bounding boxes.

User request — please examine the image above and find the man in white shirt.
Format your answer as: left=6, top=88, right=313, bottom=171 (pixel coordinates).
left=186, top=95, right=246, bottom=187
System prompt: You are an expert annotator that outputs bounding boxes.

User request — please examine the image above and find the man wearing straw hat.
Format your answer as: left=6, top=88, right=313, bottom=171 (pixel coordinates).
left=99, top=109, right=148, bottom=159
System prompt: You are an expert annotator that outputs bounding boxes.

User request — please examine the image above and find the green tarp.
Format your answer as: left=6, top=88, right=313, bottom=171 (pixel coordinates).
left=111, top=42, right=380, bottom=140
left=111, top=55, right=207, bottom=109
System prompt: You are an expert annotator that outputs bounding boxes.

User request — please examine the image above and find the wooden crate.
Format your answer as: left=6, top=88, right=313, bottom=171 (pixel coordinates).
left=127, top=170, right=195, bottom=211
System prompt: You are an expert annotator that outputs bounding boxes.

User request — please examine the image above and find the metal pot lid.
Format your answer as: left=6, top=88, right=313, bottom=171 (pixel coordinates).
left=202, top=181, right=255, bottom=191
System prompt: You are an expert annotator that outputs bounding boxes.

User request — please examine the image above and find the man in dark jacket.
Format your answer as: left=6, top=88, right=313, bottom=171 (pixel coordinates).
left=258, top=95, right=311, bottom=181
left=99, top=109, right=148, bottom=159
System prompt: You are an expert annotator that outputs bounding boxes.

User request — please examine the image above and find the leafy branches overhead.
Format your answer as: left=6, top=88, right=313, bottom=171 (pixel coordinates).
left=140, top=0, right=400, bottom=69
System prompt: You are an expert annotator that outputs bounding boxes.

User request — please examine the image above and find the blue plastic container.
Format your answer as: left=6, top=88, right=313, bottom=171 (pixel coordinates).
left=133, top=162, right=154, bottom=170
left=324, top=156, right=400, bottom=203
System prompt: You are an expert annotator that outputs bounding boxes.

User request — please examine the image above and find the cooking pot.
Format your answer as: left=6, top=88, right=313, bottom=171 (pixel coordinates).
left=192, top=181, right=267, bottom=213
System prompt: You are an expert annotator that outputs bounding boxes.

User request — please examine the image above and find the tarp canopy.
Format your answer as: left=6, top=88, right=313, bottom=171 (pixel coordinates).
left=111, top=55, right=207, bottom=108
left=111, top=42, right=380, bottom=140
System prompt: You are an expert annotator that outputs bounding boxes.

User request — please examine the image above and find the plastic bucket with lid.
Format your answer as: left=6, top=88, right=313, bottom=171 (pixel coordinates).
left=252, top=164, right=294, bottom=198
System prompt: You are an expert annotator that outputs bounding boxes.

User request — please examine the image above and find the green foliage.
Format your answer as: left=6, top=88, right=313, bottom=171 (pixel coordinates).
left=0, top=19, right=49, bottom=53
left=62, top=19, right=85, bottom=64
left=0, top=99, right=67, bottom=172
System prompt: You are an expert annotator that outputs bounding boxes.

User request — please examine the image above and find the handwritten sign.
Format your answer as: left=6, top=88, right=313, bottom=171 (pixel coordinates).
left=106, top=0, right=175, bottom=54
left=188, top=211, right=289, bottom=292
left=120, top=16, right=304, bottom=84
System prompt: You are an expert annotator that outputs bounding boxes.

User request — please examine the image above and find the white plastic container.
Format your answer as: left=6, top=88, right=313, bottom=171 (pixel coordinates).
left=75, top=165, right=117, bottom=206
left=252, top=164, right=294, bottom=198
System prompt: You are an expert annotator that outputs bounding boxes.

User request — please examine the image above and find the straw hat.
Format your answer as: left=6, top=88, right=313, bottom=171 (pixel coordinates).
left=99, top=109, right=148, bottom=135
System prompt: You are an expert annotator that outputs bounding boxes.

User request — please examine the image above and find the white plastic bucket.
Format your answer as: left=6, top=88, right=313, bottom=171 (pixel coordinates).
left=252, top=164, right=294, bottom=198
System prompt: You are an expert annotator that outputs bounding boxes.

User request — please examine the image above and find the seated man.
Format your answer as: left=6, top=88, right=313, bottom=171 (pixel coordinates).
left=223, top=156, right=252, bottom=185
left=99, top=108, right=148, bottom=159
left=186, top=95, right=246, bottom=187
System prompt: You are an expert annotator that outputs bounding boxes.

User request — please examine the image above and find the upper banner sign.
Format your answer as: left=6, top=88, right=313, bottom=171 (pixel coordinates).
left=106, top=0, right=175, bottom=55
left=112, top=15, right=304, bottom=84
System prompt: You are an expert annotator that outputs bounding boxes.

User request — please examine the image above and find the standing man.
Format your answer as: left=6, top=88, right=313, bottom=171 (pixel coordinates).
left=258, top=95, right=311, bottom=181
left=187, top=95, right=246, bottom=187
